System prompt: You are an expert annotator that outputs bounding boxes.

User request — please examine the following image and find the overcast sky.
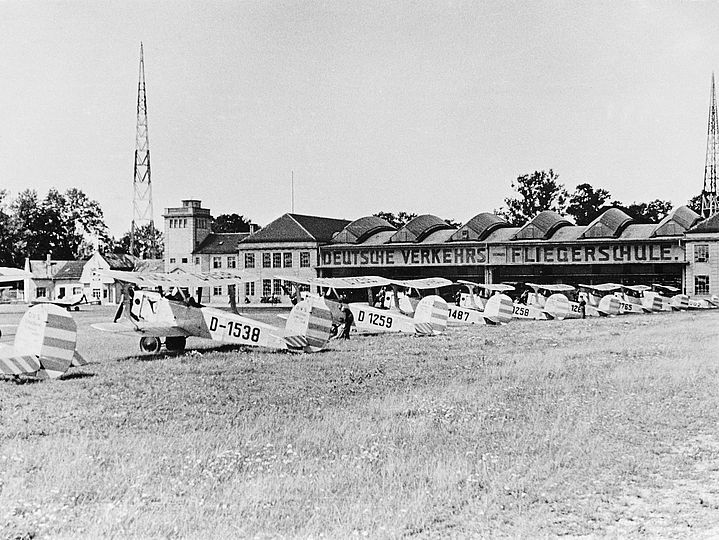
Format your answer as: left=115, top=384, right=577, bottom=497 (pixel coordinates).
left=2, top=1, right=719, bottom=236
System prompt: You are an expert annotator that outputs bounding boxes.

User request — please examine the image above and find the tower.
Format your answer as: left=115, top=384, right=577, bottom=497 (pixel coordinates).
left=701, top=73, right=719, bottom=218
left=131, top=42, right=156, bottom=258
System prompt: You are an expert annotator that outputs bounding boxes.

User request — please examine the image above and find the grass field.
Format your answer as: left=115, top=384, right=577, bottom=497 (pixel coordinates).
left=2, top=305, right=719, bottom=538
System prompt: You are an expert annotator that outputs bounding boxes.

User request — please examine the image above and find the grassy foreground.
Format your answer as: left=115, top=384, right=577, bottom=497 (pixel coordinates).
left=2, top=307, right=719, bottom=538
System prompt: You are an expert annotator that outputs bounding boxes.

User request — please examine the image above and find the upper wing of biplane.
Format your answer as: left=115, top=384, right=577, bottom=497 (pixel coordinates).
left=95, top=269, right=244, bottom=288
left=457, top=279, right=516, bottom=293
left=527, top=282, right=576, bottom=292
left=388, top=277, right=453, bottom=290
left=276, top=275, right=392, bottom=289
left=578, top=283, right=623, bottom=292
left=0, top=267, right=30, bottom=284
left=622, top=284, right=651, bottom=293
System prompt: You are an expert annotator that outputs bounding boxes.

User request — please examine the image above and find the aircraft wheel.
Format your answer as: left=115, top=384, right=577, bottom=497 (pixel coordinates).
left=165, top=336, right=186, bottom=352
left=139, top=336, right=162, bottom=354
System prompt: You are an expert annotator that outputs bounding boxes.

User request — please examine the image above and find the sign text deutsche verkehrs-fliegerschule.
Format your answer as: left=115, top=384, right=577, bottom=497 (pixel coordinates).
left=320, top=243, right=683, bottom=267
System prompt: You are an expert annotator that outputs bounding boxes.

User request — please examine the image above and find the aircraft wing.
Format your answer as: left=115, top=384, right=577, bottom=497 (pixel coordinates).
left=92, top=321, right=191, bottom=337
left=0, top=267, right=30, bottom=284
left=623, top=284, right=650, bottom=293
left=527, top=282, right=575, bottom=292
left=95, top=269, right=243, bottom=288
left=579, top=283, right=622, bottom=292
left=389, top=277, right=453, bottom=290
left=281, top=275, right=392, bottom=289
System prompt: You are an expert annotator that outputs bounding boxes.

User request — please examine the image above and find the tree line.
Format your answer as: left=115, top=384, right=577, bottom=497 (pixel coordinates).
left=0, top=188, right=257, bottom=265
left=376, top=170, right=701, bottom=229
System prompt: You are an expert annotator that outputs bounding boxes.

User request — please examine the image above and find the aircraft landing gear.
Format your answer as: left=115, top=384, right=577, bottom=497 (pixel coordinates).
left=165, top=336, right=187, bottom=352
left=139, top=336, right=162, bottom=354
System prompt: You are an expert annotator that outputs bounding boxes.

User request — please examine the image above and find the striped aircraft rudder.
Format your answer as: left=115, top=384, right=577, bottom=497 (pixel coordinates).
left=284, top=298, right=333, bottom=352
left=598, top=295, right=620, bottom=316
left=0, top=304, right=78, bottom=378
left=544, top=294, right=570, bottom=320
left=483, top=294, right=514, bottom=324
left=413, top=295, right=448, bottom=336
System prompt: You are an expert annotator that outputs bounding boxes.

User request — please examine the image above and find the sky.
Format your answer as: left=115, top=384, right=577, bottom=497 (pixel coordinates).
left=2, top=0, right=719, bottom=237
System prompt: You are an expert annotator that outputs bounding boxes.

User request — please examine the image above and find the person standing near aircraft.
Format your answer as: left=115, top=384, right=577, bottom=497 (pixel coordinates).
left=340, top=302, right=354, bottom=339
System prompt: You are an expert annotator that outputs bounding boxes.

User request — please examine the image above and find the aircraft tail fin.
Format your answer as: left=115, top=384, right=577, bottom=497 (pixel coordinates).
left=670, top=294, right=689, bottom=311
left=482, top=294, right=514, bottom=324
left=412, top=295, right=448, bottom=335
left=598, top=295, right=620, bottom=316
left=284, top=298, right=333, bottom=352
left=0, top=304, right=79, bottom=379
left=544, top=293, right=570, bottom=320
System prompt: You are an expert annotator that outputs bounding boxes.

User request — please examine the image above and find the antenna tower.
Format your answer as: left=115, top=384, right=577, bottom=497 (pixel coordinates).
left=131, top=42, right=156, bottom=258
left=701, top=73, right=719, bottom=218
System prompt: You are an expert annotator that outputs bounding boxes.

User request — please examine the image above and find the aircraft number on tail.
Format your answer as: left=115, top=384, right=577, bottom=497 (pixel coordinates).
left=356, top=310, right=393, bottom=329
left=448, top=308, right=470, bottom=322
left=513, top=305, right=531, bottom=317
left=209, top=316, right=261, bottom=342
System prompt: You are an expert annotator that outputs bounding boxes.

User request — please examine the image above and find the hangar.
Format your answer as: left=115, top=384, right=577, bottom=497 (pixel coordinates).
left=318, top=206, right=703, bottom=291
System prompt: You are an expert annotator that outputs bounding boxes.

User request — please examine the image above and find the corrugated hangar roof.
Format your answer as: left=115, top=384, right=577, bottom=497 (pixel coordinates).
left=687, top=211, right=719, bottom=234
left=450, top=213, right=510, bottom=242
left=653, top=205, right=700, bottom=236
left=582, top=208, right=634, bottom=239
left=617, top=223, right=659, bottom=240
left=512, top=211, right=572, bottom=240
left=332, top=216, right=396, bottom=244
left=389, top=214, right=455, bottom=243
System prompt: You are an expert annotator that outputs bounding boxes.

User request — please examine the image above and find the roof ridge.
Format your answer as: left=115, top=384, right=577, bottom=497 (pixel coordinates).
left=287, top=214, right=315, bottom=239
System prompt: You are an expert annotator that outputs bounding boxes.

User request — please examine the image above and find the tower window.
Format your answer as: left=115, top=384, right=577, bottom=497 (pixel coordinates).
left=283, top=252, right=292, bottom=268
left=695, top=244, right=709, bottom=263
left=245, top=253, right=255, bottom=268
left=695, top=275, right=710, bottom=295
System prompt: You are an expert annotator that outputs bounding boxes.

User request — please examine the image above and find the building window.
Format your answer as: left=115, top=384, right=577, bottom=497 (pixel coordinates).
left=227, top=256, right=236, bottom=269
left=245, top=281, right=255, bottom=297
left=169, top=258, right=176, bottom=264
left=183, top=219, right=187, bottom=228
left=273, top=279, right=282, bottom=296
left=262, top=253, right=271, bottom=268
left=695, top=275, right=710, bottom=295
left=195, top=257, right=200, bottom=265
left=36, top=287, right=47, bottom=298
left=695, top=244, right=709, bottom=263
left=58, top=287, right=66, bottom=298
left=299, top=283, right=310, bottom=293
left=245, top=253, right=255, bottom=268
left=181, top=257, right=188, bottom=264
left=213, top=286, right=223, bottom=296
left=300, top=252, right=311, bottom=268
left=92, top=289, right=101, bottom=300
left=283, top=252, right=292, bottom=268
left=272, top=253, right=282, bottom=268
left=213, top=256, right=222, bottom=269
left=263, top=279, right=272, bottom=297
left=73, top=286, right=82, bottom=294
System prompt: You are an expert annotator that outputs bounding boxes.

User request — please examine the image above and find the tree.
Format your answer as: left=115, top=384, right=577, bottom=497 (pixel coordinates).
left=566, top=183, right=612, bottom=225
left=0, top=190, right=19, bottom=266
left=621, top=199, right=673, bottom=223
left=211, top=213, right=255, bottom=233
left=373, top=211, right=418, bottom=229
left=10, top=188, right=109, bottom=260
left=497, top=170, right=568, bottom=226
left=687, top=193, right=703, bottom=215
left=117, top=222, right=164, bottom=259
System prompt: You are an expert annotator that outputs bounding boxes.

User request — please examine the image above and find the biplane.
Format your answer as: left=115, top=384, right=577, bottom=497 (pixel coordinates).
left=92, top=270, right=333, bottom=353
left=650, top=284, right=690, bottom=311
left=31, top=292, right=90, bottom=311
left=0, top=304, right=87, bottom=379
left=451, top=280, right=518, bottom=324
left=524, top=283, right=583, bottom=320
left=277, top=275, right=449, bottom=336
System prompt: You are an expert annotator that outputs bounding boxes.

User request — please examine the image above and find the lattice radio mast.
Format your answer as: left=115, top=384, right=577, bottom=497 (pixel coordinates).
left=131, top=42, right=156, bottom=258
left=701, top=73, right=719, bottom=218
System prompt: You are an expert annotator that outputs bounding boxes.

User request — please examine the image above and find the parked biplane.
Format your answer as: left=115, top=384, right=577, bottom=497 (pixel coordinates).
left=650, top=284, right=690, bottom=311
left=92, top=270, right=333, bottom=354
left=278, top=275, right=449, bottom=336
left=451, top=280, right=517, bottom=324
left=31, top=292, right=90, bottom=311
left=0, top=304, right=87, bottom=379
